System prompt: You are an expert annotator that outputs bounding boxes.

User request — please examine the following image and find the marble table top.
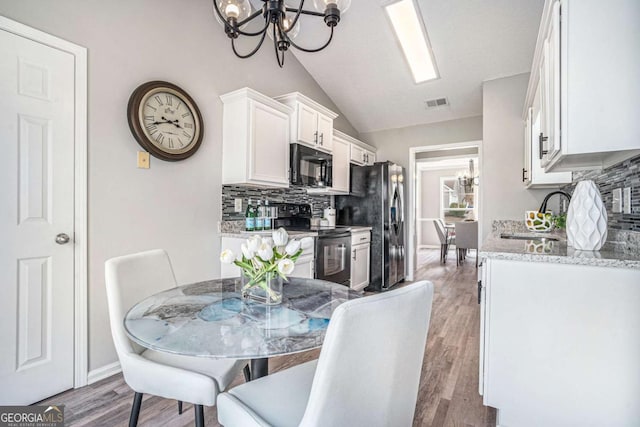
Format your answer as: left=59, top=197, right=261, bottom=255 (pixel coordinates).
left=124, top=278, right=361, bottom=359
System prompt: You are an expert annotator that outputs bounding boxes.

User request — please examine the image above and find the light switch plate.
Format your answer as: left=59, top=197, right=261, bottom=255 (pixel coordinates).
left=234, top=198, right=243, bottom=213
left=623, top=187, right=631, bottom=214
left=612, top=188, right=622, bottom=213
left=137, top=151, right=150, bottom=169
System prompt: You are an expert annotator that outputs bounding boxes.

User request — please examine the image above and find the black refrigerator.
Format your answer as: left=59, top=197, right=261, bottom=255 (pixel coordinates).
left=336, top=161, right=406, bottom=291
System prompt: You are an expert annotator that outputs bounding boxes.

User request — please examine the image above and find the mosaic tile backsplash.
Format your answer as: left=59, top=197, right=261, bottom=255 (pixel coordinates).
left=222, top=185, right=331, bottom=220
left=562, top=154, right=640, bottom=231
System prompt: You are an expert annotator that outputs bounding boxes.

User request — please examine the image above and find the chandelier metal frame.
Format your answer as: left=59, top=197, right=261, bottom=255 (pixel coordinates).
left=213, top=0, right=344, bottom=67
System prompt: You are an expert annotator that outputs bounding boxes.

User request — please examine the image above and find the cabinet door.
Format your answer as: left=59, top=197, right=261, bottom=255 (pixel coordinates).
left=297, top=104, right=318, bottom=146
left=366, top=150, right=376, bottom=165
left=351, top=244, right=370, bottom=291
left=220, top=237, right=243, bottom=278
left=350, top=144, right=365, bottom=165
left=545, top=1, right=561, bottom=161
left=528, top=80, right=571, bottom=187
left=290, top=256, right=314, bottom=279
left=316, top=113, right=333, bottom=152
left=523, top=108, right=532, bottom=186
left=478, top=258, right=488, bottom=397
left=332, top=136, right=350, bottom=193
left=249, top=101, right=289, bottom=186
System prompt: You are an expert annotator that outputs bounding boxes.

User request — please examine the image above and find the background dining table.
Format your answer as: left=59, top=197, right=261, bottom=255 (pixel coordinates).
left=124, top=277, right=361, bottom=380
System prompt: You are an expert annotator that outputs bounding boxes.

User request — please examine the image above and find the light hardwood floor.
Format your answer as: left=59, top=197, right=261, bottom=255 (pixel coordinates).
left=39, top=248, right=495, bottom=426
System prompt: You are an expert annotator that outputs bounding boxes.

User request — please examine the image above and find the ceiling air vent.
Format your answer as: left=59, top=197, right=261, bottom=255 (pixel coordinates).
left=424, top=97, right=449, bottom=109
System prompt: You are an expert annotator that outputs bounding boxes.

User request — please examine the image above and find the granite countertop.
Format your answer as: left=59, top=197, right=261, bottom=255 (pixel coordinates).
left=220, top=230, right=319, bottom=239
left=349, top=226, right=373, bottom=232
left=480, top=231, right=640, bottom=270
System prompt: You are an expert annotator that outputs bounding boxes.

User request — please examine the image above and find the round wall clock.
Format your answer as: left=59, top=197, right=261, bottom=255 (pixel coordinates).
left=127, top=81, right=204, bottom=161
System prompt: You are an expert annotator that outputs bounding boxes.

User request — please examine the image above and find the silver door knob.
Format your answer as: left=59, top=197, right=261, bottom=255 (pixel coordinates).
left=55, top=233, right=71, bottom=245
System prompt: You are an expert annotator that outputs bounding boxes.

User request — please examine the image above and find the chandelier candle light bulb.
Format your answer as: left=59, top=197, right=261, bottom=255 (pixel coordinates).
left=213, top=0, right=351, bottom=67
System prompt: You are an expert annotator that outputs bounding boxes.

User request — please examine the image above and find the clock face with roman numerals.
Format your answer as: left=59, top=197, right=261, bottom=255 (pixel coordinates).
left=127, top=81, right=203, bottom=161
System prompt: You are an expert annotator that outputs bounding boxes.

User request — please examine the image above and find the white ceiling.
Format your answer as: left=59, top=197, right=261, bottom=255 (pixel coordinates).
left=288, top=0, right=544, bottom=133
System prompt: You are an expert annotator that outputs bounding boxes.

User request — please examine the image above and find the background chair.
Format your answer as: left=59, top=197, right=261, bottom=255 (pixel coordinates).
left=105, top=249, right=247, bottom=427
left=434, top=219, right=453, bottom=263
left=454, top=221, right=478, bottom=267
left=217, top=280, right=435, bottom=427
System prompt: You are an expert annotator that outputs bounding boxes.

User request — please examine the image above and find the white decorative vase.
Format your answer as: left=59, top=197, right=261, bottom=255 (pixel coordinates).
left=566, top=180, right=608, bottom=251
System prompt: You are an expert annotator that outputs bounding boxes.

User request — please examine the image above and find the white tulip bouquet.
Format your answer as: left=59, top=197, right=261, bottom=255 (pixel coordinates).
left=220, top=228, right=314, bottom=304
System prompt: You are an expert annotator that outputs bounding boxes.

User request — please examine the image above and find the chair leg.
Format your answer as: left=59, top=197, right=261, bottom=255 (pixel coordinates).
left=129, top=392, right=143, bottom=427
left=243, top=364, right=251, bottom=382
left=456, top=248, right=459, bottom=266
left=194, top=404, right=205, bottom=427
left=178, top=401, right=183, bottom=415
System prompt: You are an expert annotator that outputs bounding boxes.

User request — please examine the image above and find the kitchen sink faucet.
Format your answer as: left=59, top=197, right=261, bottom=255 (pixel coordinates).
left=538, top=191, right=572, bottom=213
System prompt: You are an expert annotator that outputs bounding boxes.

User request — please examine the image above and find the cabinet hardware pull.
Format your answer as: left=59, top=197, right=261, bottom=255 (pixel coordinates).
left=353, top=250, right=357, bottom=261
left=539, top=133, right=549, bottom=159
left=314, top=131, right=318, bottom=144
left=319, top=133, right=324, bottom=145
left=477, top=280, right=482, bottom=304
left=522, top=168, right=528, bottom=182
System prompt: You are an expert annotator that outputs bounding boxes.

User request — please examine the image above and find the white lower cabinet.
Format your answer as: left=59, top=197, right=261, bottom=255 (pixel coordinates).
left=479, top=257, right=640, bottom=426
left=221, top=236, right=315, bottom=279
left=350, top=231, right=370, bottom=291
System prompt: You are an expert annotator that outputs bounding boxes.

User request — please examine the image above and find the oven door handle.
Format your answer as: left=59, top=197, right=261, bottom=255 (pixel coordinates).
left=318, top=232, right=351, bottom=239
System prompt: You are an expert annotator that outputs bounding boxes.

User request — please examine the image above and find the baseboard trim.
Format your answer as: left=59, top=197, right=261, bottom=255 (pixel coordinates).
left=87, top=361, right=121, bottom=385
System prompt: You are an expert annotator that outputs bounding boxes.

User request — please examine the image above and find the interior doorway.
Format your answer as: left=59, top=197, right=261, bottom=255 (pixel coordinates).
left=408, top=141, right=481, bottom=275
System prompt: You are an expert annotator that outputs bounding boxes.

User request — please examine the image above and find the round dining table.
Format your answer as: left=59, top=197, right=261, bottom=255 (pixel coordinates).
left=124, top=277, right=361, bottom=380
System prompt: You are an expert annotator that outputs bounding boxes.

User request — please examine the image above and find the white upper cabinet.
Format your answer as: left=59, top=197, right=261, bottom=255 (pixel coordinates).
left=348, top=137, right=377, bottom=166
left=524, top=0, right=640, bottom=172
left=350, top=144, right=365, bottom=166
left=274, top=92, right=338, bottom=153
left=220, top=88, right=292, bottom=188
left=331, top=133, right=350, bottom=194
left=523, top=73, right=572, bottom=188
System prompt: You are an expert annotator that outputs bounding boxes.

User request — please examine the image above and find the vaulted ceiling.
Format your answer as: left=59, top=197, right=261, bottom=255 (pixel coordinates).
left=288, top=0, right=544, bottom=133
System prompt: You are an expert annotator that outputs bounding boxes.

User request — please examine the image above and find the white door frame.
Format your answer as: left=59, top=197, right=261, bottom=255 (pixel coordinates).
left=408, top=141, right=482, bottom=280
left=0, top=16, right=88, bottom=388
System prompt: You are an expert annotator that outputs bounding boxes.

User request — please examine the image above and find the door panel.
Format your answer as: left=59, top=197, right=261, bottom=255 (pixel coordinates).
left=331, top=137, right=349, bottom=192
left=297, top=104, right=317, bottom=146
left=316, top=113, right=333, bottom=151
left=0, top=29, right=75, bottom=404
left=249, top=101, right=289, bottom=185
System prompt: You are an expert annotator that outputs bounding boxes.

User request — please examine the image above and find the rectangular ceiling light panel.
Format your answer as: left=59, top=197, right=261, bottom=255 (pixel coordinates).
left=385, top=0, right=439, bottom=83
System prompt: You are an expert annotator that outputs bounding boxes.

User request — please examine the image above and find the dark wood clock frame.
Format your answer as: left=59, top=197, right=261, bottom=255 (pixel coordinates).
left=127, top=81, right=204, bottom=161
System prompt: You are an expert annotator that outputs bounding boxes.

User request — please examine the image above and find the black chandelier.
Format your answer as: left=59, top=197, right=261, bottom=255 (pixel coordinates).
left=213, top=0, right=351, bottom=67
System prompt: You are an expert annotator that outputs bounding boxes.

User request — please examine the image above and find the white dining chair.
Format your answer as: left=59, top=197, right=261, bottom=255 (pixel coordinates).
left=454, top=221, right=479, bottom=267
left=105, top=249, right=248, bottom=427
left=217, top=280, right=435, bottom=427
left=434, top=219, right=453, bottom=263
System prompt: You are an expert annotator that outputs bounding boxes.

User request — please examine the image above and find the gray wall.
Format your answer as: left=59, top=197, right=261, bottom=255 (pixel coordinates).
left=0, top=0, right=358, bottom=372
left=418, top=167, right=467, bottom=246
left=481, top=73, right=554, bottom=240
left=360, top=116, right=483, bottom=170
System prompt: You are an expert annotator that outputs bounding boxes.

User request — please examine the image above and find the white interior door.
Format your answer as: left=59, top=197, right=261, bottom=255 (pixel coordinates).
left=0, top=28, right=76, bottom=405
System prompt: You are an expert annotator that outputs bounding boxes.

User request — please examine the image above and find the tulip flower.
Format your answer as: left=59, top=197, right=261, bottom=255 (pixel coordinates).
left=257, top=242, right=274, bottom=261
left=277, top=258, right=295, bottom=275
left=285, top=239, right=301, bottom=256
left=247, top=235, right=262, bottom=252
left=272, top=227, right=289, bottom=247
left=220, top=249, right=235, bottom=264
left=241, top=243, right=255, bottom=260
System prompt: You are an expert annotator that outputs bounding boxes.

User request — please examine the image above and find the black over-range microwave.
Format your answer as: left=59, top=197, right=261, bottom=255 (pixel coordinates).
left=290, top=143, right=332, bottom=187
